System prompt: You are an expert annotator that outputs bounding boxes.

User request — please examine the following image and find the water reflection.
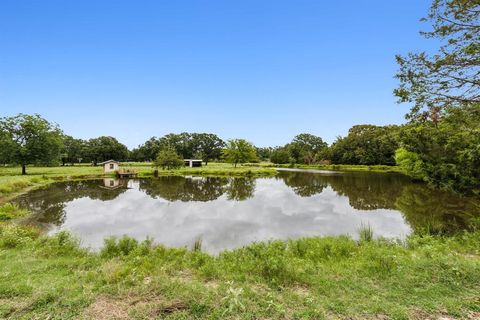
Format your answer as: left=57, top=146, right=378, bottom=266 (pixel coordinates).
left=13, top=171, right=479, bottom=253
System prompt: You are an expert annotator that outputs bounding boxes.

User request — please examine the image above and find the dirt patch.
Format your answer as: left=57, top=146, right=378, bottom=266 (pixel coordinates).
left=409, top=309, right=480, bottom=320
left=84, top=295, right=131, bottom=320
left=83, top=293, right=188, bottom=320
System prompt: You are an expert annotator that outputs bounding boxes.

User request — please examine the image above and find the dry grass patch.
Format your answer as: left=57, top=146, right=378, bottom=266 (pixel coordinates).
left=83, top=292, right=186, bottom=320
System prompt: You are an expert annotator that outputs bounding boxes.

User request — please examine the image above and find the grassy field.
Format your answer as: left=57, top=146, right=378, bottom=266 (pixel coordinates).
left=0, top=214, right=479, bottom=319
left=0, top=163, right=277, bottom=203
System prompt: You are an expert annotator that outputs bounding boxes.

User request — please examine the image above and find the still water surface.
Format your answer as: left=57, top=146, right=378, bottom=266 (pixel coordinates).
left=14, top=170, right=479, bottom=253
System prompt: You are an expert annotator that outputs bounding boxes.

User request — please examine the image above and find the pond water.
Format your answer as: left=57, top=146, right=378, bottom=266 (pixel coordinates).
left=14, top=170, right=479, bottom=254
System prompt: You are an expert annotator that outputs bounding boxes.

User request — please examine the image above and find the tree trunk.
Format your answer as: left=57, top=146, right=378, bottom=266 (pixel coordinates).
left=21, top=164, right=26, bottom=175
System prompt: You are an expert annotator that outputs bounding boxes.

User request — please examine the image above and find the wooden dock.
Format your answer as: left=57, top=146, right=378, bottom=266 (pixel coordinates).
left=116, top=169, right=138, bottom=178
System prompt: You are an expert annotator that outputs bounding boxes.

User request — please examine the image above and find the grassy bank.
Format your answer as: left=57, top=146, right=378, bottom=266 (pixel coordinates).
left=255, top=162, right=403, bottom=174
left=0, top=163, right=276, bottom=203
left=0, top=214, right=479, bottom=319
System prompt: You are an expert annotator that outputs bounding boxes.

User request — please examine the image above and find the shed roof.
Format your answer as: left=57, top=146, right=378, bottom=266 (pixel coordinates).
left=98, top=160, right=119, bottom=165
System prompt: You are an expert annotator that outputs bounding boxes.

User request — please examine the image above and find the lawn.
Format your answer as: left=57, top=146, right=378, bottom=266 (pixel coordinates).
left=0, top=220, right=479, bottom=319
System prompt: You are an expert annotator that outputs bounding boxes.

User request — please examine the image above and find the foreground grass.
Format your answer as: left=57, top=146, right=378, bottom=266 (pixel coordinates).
left=0, top=163, right=276, bottom=202
left=0, top=217, right=479, bottom=319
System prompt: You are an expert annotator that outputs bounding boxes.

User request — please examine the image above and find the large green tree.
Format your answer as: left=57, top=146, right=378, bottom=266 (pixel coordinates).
left=286, top=133, right=328, bottom=164
left=330, top=125, right=400, bottom=165
left=394, top=0, right=480, bottom=121
left=222, top=139, right=257, bottom=167
left=396, top=104, right=480, bottom=195
left=0, top=114, right=63, bottom=174
left=61, top=135, right=86, bottom=166
left=190, top=133, right=225, bottom=165
left=85, top=136, right=129, bottom=165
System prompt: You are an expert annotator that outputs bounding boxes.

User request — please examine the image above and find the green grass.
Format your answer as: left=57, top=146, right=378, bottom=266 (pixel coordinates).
left=255, top=162, right=403, bottom=173
left=0, top=222, right=479, bottom=319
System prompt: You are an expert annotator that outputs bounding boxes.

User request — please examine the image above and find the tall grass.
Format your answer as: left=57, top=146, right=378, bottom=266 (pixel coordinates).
left=358, top=223, right=374, bottom=242
left=1, top=222, right=479, bottom=319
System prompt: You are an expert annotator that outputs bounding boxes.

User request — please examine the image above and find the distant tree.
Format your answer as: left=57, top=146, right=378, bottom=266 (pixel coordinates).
left=270, top=147, right=291, bottom=164
left=154, top=148, right=184, bottom=170
left=137, top=137, right=163, bottom=161
left=61, top=135, right=85, bottom=165
left=0, top=114, right=63, bottom=174
left=191, top=133, right=225, bottom=165
left=158, top=133, right=193, bottom=159
left=222, top=139, right=257, bottom=167
left=85, top=136, right=129, bottom=165
left=256, top=147, right=273, bottom=161
left=330, top=125, right=400, bottom=165
left=286, top=133, right=328, bottom=164
left=394, top=0, right=480, bottom=121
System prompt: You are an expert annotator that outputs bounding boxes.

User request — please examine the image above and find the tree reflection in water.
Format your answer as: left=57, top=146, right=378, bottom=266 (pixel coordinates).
left=14, top=179, right=129, bottom=227
left=12, top=172, right=480, bottom=236
left=139, top=176, right=229, bottom=202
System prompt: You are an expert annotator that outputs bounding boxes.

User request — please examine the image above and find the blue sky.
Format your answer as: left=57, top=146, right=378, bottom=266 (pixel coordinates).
left=0, top=1, right=435, bottom=148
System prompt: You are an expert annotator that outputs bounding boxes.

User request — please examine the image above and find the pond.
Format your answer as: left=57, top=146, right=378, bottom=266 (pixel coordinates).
left=13, top=170, right=479, bottom=254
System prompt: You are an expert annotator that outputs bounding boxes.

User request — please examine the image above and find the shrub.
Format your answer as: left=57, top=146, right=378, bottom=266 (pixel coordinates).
left=154, top=148, right=184, bottom=170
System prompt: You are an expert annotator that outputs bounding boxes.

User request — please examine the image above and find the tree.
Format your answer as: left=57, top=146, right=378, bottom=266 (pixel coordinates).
left=154, top=148, right=184, bottom=170
left=396, top=104, right=480, bottom=195
left=85, top=136, right=129, bottom=165
left=270, top=147, right=291, bottom=164
left=134, top=137, right=163, bottom=161
left=191, top=133, right=225, bottom=165
left=222, top=139, right=257, bottom=167
left=394, top=0, right=480, bottom=121
left=158, top=133, right=193, bottom=159
left=330, top=125, right=400, bottom=165
left=256, top=147, right=273, bottom=161
left=0, top=114, right=63, bottom=174
left=286, top=133, right=328, bottom=164
left=61, top=135, right=85, bottom=165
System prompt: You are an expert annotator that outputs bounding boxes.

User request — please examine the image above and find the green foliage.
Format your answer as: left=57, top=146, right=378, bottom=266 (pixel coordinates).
left=394, top=0, right=480, bottom=120
left=154, top=148, right=184, bottom=170
left=133, top=133, right=225, bottom=163
left=222, top=139, right=257, bottom=167
left=358, top=223, right=374, bottom=243
left=395, top=147, right=425, bottom=180
left=101, top=235, right=140, bottom=258
left=270, top=148, right=291, bottom=164
left=286, top=133, right=328, bottom=164
left=60, top=135, right=85, bottom=166
left=330, top=125, right=400, bottom=165
left=398, top=104, right=480, bottom=195
left=0, top=114, right=64, bottom=174
left=85, top=136, right=129, bottom=164
left=0, top=203, right=28, bottom=221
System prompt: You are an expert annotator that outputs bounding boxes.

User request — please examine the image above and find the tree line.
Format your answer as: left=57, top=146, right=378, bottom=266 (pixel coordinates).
left=0, top=0, right=478, bottom=195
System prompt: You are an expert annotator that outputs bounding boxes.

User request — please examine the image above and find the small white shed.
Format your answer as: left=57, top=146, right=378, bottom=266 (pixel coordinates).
left=99, top=160, right=119, bottom=173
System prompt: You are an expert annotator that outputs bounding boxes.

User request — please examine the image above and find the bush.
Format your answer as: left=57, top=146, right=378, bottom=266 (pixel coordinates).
left=154, top=148, right=184, bottom=170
